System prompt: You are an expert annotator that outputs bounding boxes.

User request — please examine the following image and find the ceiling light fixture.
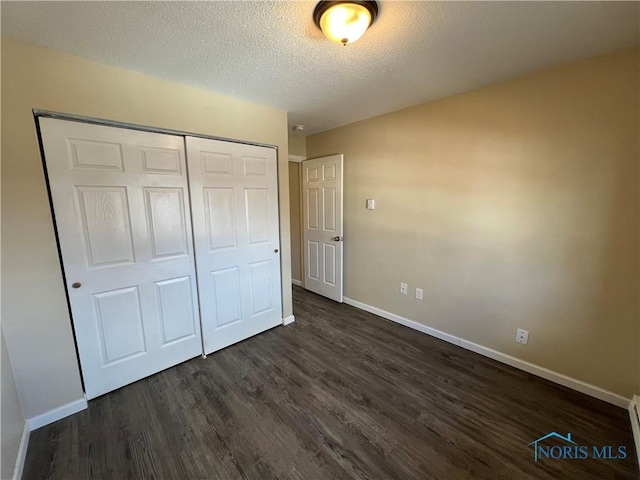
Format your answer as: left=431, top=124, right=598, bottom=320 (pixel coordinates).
left=313, top=1, right=379, bottom=46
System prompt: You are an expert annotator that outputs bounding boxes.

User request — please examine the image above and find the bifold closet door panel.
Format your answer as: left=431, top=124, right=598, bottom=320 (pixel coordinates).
left=186, top=137, right=282, bottom=355
left=39, top=118, right=203, bottom=399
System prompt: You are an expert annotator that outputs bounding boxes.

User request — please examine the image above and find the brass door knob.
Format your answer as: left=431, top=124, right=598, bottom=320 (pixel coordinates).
left=72, top=282, right=82, bottom=289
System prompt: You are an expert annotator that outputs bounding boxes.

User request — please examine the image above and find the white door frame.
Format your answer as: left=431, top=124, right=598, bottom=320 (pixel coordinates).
left=35, top=109, right=278, bottom=149
left=288, top=154, right=306, bottom=287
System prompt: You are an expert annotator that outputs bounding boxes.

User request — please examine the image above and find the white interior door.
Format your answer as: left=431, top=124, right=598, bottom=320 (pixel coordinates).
left=302, top=154, right=344, bottom=302
left=39, top=118, right=203, bottom=399
left=186, top=137, right=282, bottom=355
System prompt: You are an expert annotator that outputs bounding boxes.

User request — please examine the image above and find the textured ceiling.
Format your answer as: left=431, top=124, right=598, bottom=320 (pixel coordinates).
left=2, top=1, right=639, bottom=135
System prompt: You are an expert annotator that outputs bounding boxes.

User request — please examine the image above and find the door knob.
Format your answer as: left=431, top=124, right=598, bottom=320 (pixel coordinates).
left=274, top=249, right=279, bottom=253
left=332, top=236, right=344, bottom=242
left=72, top=282, right=82, bottom=289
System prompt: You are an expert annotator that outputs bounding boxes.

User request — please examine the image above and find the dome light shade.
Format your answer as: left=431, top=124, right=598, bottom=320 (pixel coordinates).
left=313, top=1, right=379, bottom=46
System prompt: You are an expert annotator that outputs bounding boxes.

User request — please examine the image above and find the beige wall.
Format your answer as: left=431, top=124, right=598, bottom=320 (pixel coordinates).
left=1, top=38, right=292, bottom=420
left=288, top=134, right=307, bottom=157
left=289, top=162, right=302, bottom=282
left=307, top=48, right=639, bottom=398
left=1, top=329, right=25, bottom=480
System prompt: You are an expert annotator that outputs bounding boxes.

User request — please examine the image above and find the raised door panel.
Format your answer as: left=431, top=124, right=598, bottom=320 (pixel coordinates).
left=211, top=267, right=242, bottom=328
left=323, top=187, right=336, bottom=232
left=204, top=188, right=238, bottom=251
left=203, top=152, right=233, bottom=175
left=141, top=147, right=182, bottom=175
left=68, top=138, right=124, bottom=171
left=243, top=155, right=267, bottom=176
left=156, top=276, right=197, bottom=345
left=322, top=163, right=336, bottom=181
left=307, top=189, right=320, bottom=230
left=144, top=188, right=188, bottom=259
left=308, top=241, right=320, bottom=280
left=93, top=286, right=146, bottom=365
left=245, top=188, right=270, bottom=245
left=77, top=186, right=135, bottom=267
left=307, top=166, right=319, bottom=182
left=324, top=243, right=336, bottom=286
left=249, top=260, right=273, bottom=316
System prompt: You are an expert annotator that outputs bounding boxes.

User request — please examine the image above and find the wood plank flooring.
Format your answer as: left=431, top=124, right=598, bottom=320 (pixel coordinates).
left=24, top=286, right=638, bottom=479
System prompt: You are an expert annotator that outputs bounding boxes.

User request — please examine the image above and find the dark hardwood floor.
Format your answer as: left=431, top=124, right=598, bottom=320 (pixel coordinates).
left=24, top=286, right=637, bottom=479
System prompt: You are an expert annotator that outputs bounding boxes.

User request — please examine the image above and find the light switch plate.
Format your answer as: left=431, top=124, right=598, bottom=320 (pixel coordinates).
left=366, top=199, right=375, bottom=210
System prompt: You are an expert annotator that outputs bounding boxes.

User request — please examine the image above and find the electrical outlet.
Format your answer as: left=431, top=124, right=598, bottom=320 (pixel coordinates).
left=416, top=288, right=423, bottom=300
left=516, top=328, right=529, bottom=345
left=400, top=282, right=408, bottom=295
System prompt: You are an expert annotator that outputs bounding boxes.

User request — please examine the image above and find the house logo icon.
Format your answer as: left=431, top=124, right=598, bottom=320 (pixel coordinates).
left=527, top=432, right=576, bottom=462
left=528, top=431, right=627, bottom=462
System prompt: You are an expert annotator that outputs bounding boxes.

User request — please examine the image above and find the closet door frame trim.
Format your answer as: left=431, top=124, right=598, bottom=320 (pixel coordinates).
left=33, top=109, right=278, bottom=150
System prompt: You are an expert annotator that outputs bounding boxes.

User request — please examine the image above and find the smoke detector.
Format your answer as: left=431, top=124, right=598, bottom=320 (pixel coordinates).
left=292, top=125, right=305, bottom=133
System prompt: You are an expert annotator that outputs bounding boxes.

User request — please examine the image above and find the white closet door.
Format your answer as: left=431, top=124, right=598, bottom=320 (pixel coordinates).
left=186, top=137, right=282, bottom=355
left=40, top=118, right=202, bottom=399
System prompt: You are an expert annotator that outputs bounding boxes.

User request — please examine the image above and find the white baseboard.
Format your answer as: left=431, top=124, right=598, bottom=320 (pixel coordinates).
left=12, top=422, right=30, bottom=480
left=343, top=296, right=630, bottom=409
left=629, top=396, right=640, bottom=466
left=292, top=279, right=303, bottom=287
left=26, top=396, right=88, bottom=431
left=283, top=314, right=295, bottom=326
